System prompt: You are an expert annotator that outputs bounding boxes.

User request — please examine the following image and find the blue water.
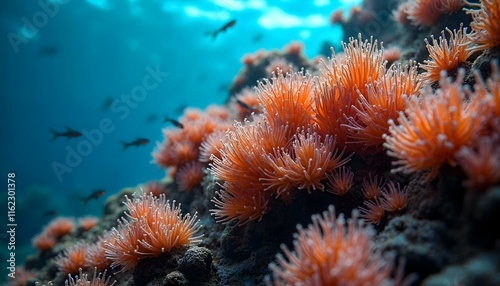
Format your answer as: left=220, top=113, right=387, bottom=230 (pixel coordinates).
left=0, top=0, right=360, bottom=269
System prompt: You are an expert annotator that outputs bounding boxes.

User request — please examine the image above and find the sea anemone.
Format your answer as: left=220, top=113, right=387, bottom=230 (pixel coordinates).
left=382, top=46, right=402, bottom=64
left=257, top=71, right=315, bottom=139
left=32, top=233, right=57, bottom=252
left=321, top=34, right=385, bottom=104
left=329, top=9, right=345, bottom=24
left=265, top=57, right=295, bottom=77
left=380, top=182, right=409, bottom=212
left=346, top=62, right=421, bottom=151
left=359, top=199, right=386, bottom=225
left=175, top=161, right=205, bottom=191
left=45, top=217, right=75, bottom=239
left=78, top=216, right=98, bottom=231
left=269, top=206, right=395, bottom=285
left=56, top=243, right=89, bottom=275
left=466, top=0, right=500, bottom=51
left=209, top=118, right=288, bottom=224
left=104, top=192, right=202, bottom=272
left=326, top=166, right=354, bottom=195
left=199, top=130, right=226, bottom=162
left=362, top=174, right=384, bottom=199
left=383, top=70, right=488, bottom=180
left=407, top=0, right=465, bottom=27
left=283, top=130, right=350, bottom=193
left=65, top=268, right=115, bottom=286
left=420, top=25, right=474, bottom=84
left=86, top=235, right=112, bottom=272
left=457, top=137, right=500, bottom=191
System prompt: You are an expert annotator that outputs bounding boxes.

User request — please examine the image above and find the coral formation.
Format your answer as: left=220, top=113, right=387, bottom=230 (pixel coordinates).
left=17, top=1, right=500, bottom=285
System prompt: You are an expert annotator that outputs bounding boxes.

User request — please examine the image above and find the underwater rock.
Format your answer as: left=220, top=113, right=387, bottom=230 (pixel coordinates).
left=178, top=246, right=212, bottom=280
left=374, top=215, right=451, bottom=279
left=133, top=249, right=184, bottom=285
left=422, top=253, right=500, bottom=286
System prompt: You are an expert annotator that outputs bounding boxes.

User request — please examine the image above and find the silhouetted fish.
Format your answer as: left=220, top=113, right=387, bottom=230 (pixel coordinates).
left=43, top=210, right=58, bottom=217
left=164, top=117, right=184, bottom=129
left=207, top=19, right=236, bottom=40
left=50, top=127, right=82, bottom=141
left=102, top=97, right=115, bottom=111
left=121, top=138, right=150, bottom=150
left=80, top=190, right=106, bottom=205
left=39, top=46, right=59, bottom=56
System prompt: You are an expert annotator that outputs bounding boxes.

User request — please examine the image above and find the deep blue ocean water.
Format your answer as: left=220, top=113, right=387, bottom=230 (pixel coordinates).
left=0, top=0, right=360, bottom=276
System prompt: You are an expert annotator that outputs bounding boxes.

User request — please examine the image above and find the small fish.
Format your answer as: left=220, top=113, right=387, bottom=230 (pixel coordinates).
left=102, top=97, right=115, bottom=111
left=50, top=127, right=82, bottom=141
left=39, top=46, right=59, bottom=56
left=80, top=190, right=106, bottom=205
left=207, top=19, right=236, bottom=40
left=43, top=210, right=58, bottom=217
left=164, top=117, right=184, bottom=129
left=252, top=33, right=264, bottom=43
left=121, top=138, right=150, bottom=150
left=236, top=99, right=255, bottom=112
left=146, top=114, right=158, bottom=122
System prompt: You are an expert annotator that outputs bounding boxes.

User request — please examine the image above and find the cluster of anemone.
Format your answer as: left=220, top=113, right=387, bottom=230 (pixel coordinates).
left=383, top=68, right=492, bottom=181
left=269, top=206, right=400, bottom=285
left=466, top=0, right=500, bottom=51
left=103, top=191, right=202, bottom=272
left=32, top=217, right=75, bottom=252
left=397, top=0, right=465, bottom=27
left=209, top=34, right=427, bottom=225
left=231, top=41, right=311, bottom=96
left=153, top=105, right=233, bottom=191
left=358, top=178, right=409, bottom=225
left=419, top=25, right=474, bottom=84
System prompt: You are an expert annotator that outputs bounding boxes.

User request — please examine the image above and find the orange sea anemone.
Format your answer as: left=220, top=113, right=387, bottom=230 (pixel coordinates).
left=176, top=161, right=205, bottom=191
left=209, top=118, right=288, bottom=224
left=321, top=34, right=385, bottom=104
left=284, top=41, right=304, bottom=55
left=420, top=25, right=474, bottom=84
left=362, top=174, right=384, bottom=199
left=257, top=71, right=315, bottom=139
left=78, top=216, right=98, bottom=231
left=105, top=192, right=202, bottom=272
left=329, top=9, right=345, bottom=24
left=32, top=233, right=57, bottom=252
left=45, top=217, right=75, bottom=239
left=382, top=46, right=402, bottom=64
left=313, top=79, right=352, bottom=149
left=383, top=70, right=488, bottom=180
left=199, top=130, right=226, bottom=162
left=466, top=0, right=500, bottom=51
left=326, top=166, right=354, bottom=195
left=56, top=243, right=89, bottom=275
left=457, top=137, right=500, bottom=191
left=359, top=198, right=386, bottom=225
left=346, top=62, right=421, bottom=151
left=380, top=182, right=409, bottom=212
left=407, top=0, right=465, bottom=27
left=283, top=130, right=350, bottom=193
left=230, top=87, right=261, bottom=120
left=265, top=57, right=295, bottom=77
left=269, top=206, right=395, bottom=285
left=86, top=236, right=112, bottom=272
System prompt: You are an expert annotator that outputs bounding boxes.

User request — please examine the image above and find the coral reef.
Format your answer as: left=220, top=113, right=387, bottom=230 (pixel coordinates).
left=13, top=0, right=500, bottom=285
